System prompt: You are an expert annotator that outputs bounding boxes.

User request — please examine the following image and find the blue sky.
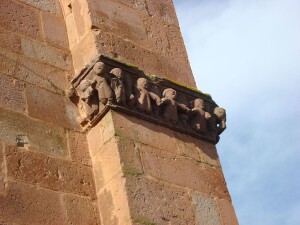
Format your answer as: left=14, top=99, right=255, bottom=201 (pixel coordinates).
left=173, top=0, right=300, bottom=224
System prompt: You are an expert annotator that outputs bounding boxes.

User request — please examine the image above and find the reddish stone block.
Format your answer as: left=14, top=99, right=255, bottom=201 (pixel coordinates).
left=126, top=176, right=196, bottom=225
left=0, top=50, right=18, bottom=76
left=192, top=193, right=222, bottom=225
left=65, top=13, right=79, bottom=50
left=0, top=108, right=68, bottom=156
left=0, top=74, right=26, bottom=113
left=41, top=12, right=69, bottom=50
left=140, top=146, right=230, bottom=200
left=21, top=38, right=72, bottom=71
left=25, top=84, right=81, bottom=130
left=0, top=181, right=66, bottom=225
left=0, top=142, right=5, bottom=194
left=216, top=199, right=239, bottom=225
left=0, top=0, right=42, bottom=41
left=72, top=0, right=91, bottom=39
left=6, top=145, right=96, bottom=198
left=67, top=131, right=92, bottom=166
left=145, top=0, right=179, bottom=26
left=61, top=193, right=101, bottom=225
left=15, top=56, right=68, bottom=94
left=0, top=28, right=22, bottom=54
left=16, top=0, right=62, bottom=15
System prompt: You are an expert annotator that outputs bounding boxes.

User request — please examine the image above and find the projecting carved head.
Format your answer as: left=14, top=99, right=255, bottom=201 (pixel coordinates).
left=163, top=88, right=177, bottom=99
left=110, top=68, right=123, bottom=79
left=214, top=107, right=226, bottom=120
left=93, top=62, right=105, bottom=75
left=137, top=78, right=148, bottom=89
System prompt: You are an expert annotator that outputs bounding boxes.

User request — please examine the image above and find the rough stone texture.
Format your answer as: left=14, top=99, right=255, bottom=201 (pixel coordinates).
left=0, top=108, right=68, bottom=156
left=0, top=181, right=66, bottom=225
left=61, top=193, right=101, bottom=225
left=97, top=173, right=132, bottom=225
left=25, top=84, right=80, bottom=130
left=0, top=28, right=22, bottom=54
left=5, top=145, right=96, bottom=199
left=0, top=0, right=42, bottom=41
left=16, top=0, right=62, bottom=15
left=217, top=199, right=239, bottom=225
left=67, top=131, right=92, bottom=166
left=192, top=193, right=222, bottom=225
left=0, top=142, right=5, bottom=193
left=41, top=12, right=69, bottom=50
left=0, top=49, right=18, bottom=76
left=140, top=146, right=230, bottom=200
left=0, top=74, right=26, bottom=113
left=126, top=176, right=196, bottom=225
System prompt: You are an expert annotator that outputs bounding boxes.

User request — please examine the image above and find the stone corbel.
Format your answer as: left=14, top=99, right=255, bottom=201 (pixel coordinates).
left=66, top=55, right=226, bottom=143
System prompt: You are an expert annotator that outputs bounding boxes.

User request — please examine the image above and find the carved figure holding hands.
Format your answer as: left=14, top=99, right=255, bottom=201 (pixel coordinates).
left=190, top=98, right=211, bottom=133
left=110, top=68, right=127, bottom=106
left=160, top=88, right=190, bottom=124
left=135, top=78, right=160, bottom=114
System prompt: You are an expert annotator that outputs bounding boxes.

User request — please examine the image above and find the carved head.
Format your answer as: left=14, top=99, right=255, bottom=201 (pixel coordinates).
left=193, top=98, right=205, bottom=109
left=163, top=88, right=177, bottom=99
left=110, top=68, right=123, bottom=79
left=137, top=78, right=148, bottom=89
left=214, top=107, right=226, bottom=120
left=93, top=62, right=105, bottom=75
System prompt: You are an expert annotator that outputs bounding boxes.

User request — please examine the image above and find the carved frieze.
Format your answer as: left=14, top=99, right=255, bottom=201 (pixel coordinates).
left=66, top=56, right=226, bottom=143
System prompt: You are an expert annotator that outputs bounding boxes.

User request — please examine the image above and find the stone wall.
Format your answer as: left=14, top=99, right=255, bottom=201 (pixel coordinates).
left=0, top=0, right=238, bottom=224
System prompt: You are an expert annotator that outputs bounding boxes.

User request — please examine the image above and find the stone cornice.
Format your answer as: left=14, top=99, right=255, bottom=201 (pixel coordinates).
left=66, top=55, right=226, bottom=144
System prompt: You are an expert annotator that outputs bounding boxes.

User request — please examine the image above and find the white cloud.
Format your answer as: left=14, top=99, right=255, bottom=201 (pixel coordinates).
left=174, top=0, right=300, bottom=224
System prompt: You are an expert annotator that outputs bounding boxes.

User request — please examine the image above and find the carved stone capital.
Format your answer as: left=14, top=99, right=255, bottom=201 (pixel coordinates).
left=66, top=55, right=226, bottom=143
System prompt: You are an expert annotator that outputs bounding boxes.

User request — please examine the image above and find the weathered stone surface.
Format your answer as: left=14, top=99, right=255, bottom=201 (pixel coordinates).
left=126, top=176, right=196, bottom=225
left=67, top=131, right=92, bottom=166
left=216, top=199, right=239, bottom=225
left=21, top=38, right=72, bottom=71
left=0, top=0, right=42, bottom=41
left=0, top=29, right=22, bottom=54
left=25, top=84, right=80, bottom=130
left=6, top=145, right=96, bottom=198
left=41, top=12, right=69, bottom=50
left=0, top=74, right=26, bottom=112
left=192, top=193, right=222, bottom=225
left=0, top=142, right=5, bottom=194
left=174, top=132, right=221, bottom=167
left=16, top=0, right=62, bottom=15
left=0, top=49, right=18, bottom=76
left=65, top=13, right=79, bottom=50
left=72, top=0, right=92, bottom=39
left=97, top=173, right=132, bottom=225
left=140, top=146, right=230, bottom=200
left=0, top=181, right=66, bottom=225
left=61, top=193, right=101, bottom=225
left=145, top=0, right=179, bottom=26
left=0, top=108, right=68, bottom=156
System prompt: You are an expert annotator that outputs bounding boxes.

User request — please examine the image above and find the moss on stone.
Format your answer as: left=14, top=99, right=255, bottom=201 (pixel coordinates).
left=122, top=167, right=143, bottom=176
left=132, top=215, right=156, bottom=225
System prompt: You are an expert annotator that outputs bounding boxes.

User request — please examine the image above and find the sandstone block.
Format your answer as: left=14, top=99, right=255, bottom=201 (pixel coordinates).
left=0, top=142, right=5, bottom=194
left=0, top=49, right=18, bottom=76
left=41, top=12, right=69, bottom=50
left=115, top=0, right=146, bottom=10
left=15, top=56, right=68, bottom=94
left=0, top=108, right=68, bottom=156
left=145, top=0, right=179, bottom=26
left=140, top=146, right=230, bottom=200
left=61, top=193, right=101, bottom=225
left=0, top=74, right=26, bottom=113
left=67, top=131, right=92, bottom=166
left=72, top=0, right=92, bottom=39
left=216, top=199, right=239, bottom=225
left=173, top=132, right=221, bottom=167
left=0, top=0, right=42, bottom=41
left=65, top=13, right=79, bottom=50
left=192, top=193, right=222, bottom=225
left=25, top=84, right=80, bottom=130
left=21, top=38, right=72, bottom=71
left=126, top=176, right=196, bottom=225
left=16, top=0, right=62, bottom=15
left=0, top=28, right=21, bottom=54
left=0, top=180, right=66, bottom=225
left=97, top=173, right=132, bottom=225
left=6, top=145, right=96, bottom=198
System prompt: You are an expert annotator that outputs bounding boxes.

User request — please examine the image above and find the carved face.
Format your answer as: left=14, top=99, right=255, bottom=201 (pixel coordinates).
left=137, top=78, right=148, bottom=89
left=194, top=98, right=205, bottom=109
left=163, top=88, right=176, bottom=99
left=110, top=68, right=123, bottom=79
left=214, top=107, right=226, bottom=119
left=93, top=62, right=105, bottom=75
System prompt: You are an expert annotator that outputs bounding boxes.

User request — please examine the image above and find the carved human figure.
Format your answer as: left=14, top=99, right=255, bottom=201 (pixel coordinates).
left=77, top=79, right=99, bottom=123
left=160, top=88, right=190, bottom=124
left=110, top=68, right=127, bottom=105
left=91, top=62, right=113, bottom=107
left=190, top=98, right=211, bottom=133
left=135, top=78, right=161, bottom=114
left=213, top=107, right=226, bottom=135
